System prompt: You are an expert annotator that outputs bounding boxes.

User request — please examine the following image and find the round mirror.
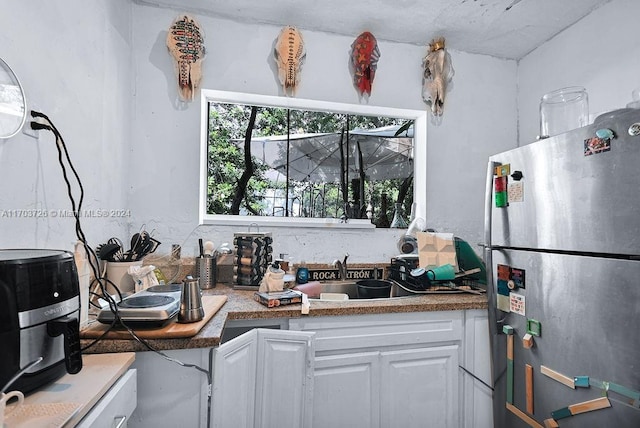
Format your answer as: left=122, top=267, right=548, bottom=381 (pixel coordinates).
left=0, top=57, right=27, bottom=139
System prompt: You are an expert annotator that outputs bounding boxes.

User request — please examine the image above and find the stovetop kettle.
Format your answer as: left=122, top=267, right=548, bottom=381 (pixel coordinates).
left=178, top=276, right=204, bottom=323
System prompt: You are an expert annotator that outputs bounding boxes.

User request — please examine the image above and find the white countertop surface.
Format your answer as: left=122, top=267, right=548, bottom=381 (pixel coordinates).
left=5, top=353, right=135, bottom=427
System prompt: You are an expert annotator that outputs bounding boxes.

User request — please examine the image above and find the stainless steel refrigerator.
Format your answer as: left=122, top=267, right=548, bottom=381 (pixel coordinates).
left=484, top=108, right=640, bottom=427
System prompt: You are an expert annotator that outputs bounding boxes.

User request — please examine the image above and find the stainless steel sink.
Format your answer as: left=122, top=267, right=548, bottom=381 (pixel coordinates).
left=308, top=279, right=485, bottom=301
left=316, top=281, right=359, bottom=299
left=311, top=280, right=410, bottom=301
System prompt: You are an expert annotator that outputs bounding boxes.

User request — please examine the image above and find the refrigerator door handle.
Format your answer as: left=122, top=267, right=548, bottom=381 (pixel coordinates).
left=484, top=160, right=501, bottom=394
left=484, top=160, right=499, bottom=249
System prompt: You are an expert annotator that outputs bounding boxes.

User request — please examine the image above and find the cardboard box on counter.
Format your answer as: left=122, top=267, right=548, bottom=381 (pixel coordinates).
left=254, top=289, right=302, bottom=308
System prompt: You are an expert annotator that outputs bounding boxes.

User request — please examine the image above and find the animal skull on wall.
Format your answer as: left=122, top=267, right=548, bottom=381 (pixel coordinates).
left=166, top=15, right=205, bottom=102
left=274, top=26, right=306, bottom=96
left=422, top=37, right=454, bottom=117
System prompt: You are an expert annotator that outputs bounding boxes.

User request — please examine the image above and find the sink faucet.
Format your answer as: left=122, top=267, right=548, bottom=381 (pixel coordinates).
left=332, top=253, right=349, bottom=280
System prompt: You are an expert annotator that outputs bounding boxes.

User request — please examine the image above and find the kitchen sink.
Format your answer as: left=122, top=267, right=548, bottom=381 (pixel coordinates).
left=310, top=280, right=412, bottom=301
left=316, top=281, right=359, bottom=299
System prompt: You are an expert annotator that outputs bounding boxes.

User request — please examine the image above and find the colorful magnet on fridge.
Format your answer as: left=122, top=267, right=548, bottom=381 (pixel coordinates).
left=495, top=164, right=511, bottom=177
left=544, top=418, right=560, bottom=428
left=595, top=128, right=615, bottom=140
left=608, top=382, right=640, bottom=402
left=495, top=191, right=508, bottom=207
left=551, top=397, right=611, bottom=420
left=551, top=407, right=572, bottom=420
left=497, top=264, right=511, bottom=281
left=510, top=267, right=526, bottom=289
left=522, top=333, right=534, bottom=349
left=574, top=376, right=590, bottom=388
left=494, top=175, right=509, bottom=207
left=584, top=136, right=611, bottom=156
left=527, top=318, right=541, bottom=337
left=497, top=279, right=510, bottom=296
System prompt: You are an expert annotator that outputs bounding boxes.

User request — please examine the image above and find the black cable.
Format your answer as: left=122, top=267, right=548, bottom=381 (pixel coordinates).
left=32, top=112, right=210, bottom=379
left=458, top=365, right=494, bottom=391
left=32, top=111, right=122, bottom=326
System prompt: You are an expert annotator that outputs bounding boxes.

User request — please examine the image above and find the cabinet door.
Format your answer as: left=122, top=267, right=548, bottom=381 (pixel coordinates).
left=211, top=329, right=259, bottom=428
left=463, top=310, right=493, bottom=428
left=130, top=348, right=210, bottom=427
left=254, top=329, right=315, bottom=428
left=211, top=329, right=315, bottom=428
left=313, top=351, right=380, bottom=428
left=380, top=345, right=460, bottom=428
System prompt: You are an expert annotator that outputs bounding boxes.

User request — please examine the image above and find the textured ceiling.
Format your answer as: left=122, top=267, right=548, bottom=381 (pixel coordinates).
left=136, top=0, right=611, bottom=59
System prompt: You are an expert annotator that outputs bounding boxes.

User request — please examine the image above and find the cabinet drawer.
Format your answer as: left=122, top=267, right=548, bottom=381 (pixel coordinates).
left=76, top=369, right=137, bottom=428
left=290, top=312, right=463, bottom=352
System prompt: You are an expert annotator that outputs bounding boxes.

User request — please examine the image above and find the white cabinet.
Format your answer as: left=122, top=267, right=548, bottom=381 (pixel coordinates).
left=126, top=309, right=491, bottom=428
left=313, top=351, right=380, bottom=428
left=211, top=328, right=315, bottom=428
left=380, top=345, right=459, bottom=428
left=313, top=345, right=460, bottom=428
left=461, top=309, right=493, bottom=428
left=290, top=311, right=464, bottom=428
left=77, top=369, right=137, bottom=428
left=129, top=348, right=210, bottom=428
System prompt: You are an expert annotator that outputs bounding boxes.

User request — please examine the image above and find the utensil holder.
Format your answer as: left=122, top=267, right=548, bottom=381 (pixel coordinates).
left=195, top=256, right=217, bottom=289
left=105, top=260, right=143, bottom=294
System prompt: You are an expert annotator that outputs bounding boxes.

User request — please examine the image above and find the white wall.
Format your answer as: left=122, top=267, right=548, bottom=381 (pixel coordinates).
left=518, top=0, right=640, bottom=145
left=129, top=4, right=517, bottom=261
left=0, top=0, right=133, bottom=252
left=426, top=53, right=517, bottom=244
left=7, top=1, right=637, bottom=265
left=0, top=1, right=517, bottom=264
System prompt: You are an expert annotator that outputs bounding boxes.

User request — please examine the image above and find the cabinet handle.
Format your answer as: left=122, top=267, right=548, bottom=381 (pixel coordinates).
left=113, top=415, right=126, bottom=428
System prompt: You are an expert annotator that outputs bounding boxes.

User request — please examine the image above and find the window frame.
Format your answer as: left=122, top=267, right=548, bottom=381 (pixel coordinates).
left=199, top=89, right=427, bottom=228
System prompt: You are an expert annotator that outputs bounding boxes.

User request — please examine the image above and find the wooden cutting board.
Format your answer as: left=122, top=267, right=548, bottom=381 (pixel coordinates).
left=81, top=295, right=227, bottom=340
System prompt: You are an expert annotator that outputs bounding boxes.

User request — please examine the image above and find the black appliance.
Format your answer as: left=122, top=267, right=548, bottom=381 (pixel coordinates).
left=0, top=249, right=83, bottom=393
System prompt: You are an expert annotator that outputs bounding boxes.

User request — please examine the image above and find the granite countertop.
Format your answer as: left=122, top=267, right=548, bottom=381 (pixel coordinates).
left=80, top=284, right=487, bottom=354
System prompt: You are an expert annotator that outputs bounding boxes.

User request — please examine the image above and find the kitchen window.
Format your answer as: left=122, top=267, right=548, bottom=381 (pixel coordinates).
left=199, top=90, right=427, bottom=228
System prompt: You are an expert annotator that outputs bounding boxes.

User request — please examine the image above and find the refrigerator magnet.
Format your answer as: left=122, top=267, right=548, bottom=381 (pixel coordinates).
left=507, top=181, right=523, bottom=203
left=494, top=164, right=511, bottom=177
left=509, top=292, right=526, bottom=316
left=497, top=294, right=510, bottom=312
left=584, top=136, right=611, bottom=156
left=628, top=122, right=640, bottom=136
left=497, top=279, right=510, bottom=296
left=510, top=267, right=526, bottom=289
left=527, top=318, right=542, bottom=337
